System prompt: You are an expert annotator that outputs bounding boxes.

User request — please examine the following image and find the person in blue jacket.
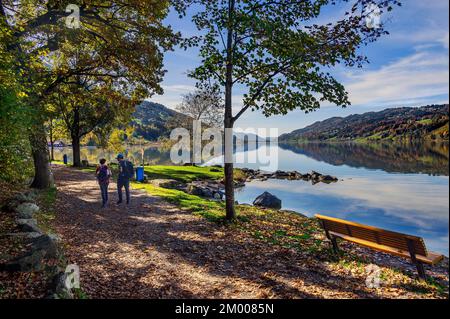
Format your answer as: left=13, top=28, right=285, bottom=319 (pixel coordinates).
left=116, top=154, right=134, bottom=205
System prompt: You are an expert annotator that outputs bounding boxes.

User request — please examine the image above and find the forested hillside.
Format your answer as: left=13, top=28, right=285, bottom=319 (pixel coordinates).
left=132, top=101, right=188, bottom=141
left=280, top=105, right=449, bottom=142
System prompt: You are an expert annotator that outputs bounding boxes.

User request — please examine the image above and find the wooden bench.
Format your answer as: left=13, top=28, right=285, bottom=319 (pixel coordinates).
left=315, top=214, right=444, bottom=279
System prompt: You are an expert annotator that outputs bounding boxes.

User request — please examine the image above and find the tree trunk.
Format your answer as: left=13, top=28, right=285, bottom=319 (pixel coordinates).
left=71, top=107, right=81, bottom=167
left=30, top=125, right=52, bottom=189
left=49, top=120, right=55, bottom=161
left=224, top=138, right=235, bottom=220
left=224, top=0, right=236, bottom=220
left=72, top=135, right=81, bottom=167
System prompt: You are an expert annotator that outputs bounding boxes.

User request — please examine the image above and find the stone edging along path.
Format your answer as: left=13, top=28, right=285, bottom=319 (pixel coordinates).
left=0, top=189, right=77, bottom=298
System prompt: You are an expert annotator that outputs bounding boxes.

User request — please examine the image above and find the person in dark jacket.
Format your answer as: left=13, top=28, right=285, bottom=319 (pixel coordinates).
left=96, top=158, right=112, bottom=208
left=116, top=154, right=132, bottom=205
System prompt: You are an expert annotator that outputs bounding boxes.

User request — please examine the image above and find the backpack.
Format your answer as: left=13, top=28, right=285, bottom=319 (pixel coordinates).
left=123, top=161, right=134, bottom=179
left=97, top=165, right=110, bottom=183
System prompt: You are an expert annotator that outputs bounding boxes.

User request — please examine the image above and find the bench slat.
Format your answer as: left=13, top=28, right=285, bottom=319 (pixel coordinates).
left=316, top=214, right=423, bottom=241
left=329, top=231, right=443, bottom=265
left=317, top=214, right=428, bottom=256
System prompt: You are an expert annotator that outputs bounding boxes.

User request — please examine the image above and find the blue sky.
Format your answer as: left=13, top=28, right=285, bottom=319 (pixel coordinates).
left=150, top=0, right=449, bottom=135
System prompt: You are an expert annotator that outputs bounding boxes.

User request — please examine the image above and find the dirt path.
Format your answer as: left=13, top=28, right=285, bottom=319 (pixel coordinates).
left=52, top=165, right=445, bottom=299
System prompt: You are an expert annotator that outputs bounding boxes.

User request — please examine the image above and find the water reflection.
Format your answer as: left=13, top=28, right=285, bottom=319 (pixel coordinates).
left=53, top=146, right=173, bottom=166
left=279, top=140, right=449, bottom=176
left=235, top=175, right=449, bottom=255
left=53, top=141, right=449, bottom=254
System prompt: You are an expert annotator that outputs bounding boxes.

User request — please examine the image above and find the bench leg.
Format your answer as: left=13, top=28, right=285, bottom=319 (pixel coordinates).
left=415, top=262, right=426, bottom=280
left=330, top=237, right=339, bottom=254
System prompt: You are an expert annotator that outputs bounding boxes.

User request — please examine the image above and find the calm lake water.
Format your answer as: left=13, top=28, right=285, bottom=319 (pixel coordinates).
left=53, top=141, right=449, bottom=255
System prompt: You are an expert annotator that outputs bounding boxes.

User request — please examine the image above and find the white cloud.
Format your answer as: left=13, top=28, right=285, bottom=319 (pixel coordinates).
left=440, top=32, right=449, bottom=50
left=391, top=29, right=449, bottom=47
left=344, top=48, right=449, bottom=106
left=149, top=84, right=196, bottom=109
left=162, top=84, right=196, bottom=93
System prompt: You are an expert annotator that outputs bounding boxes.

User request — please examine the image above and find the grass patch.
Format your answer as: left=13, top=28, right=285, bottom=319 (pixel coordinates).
left=133, top=182, right=228, bottom=222
left=73, top=288, right=90, bottom=299
left=144, top=165, right=224, bottom=182
left=424, top=276, right=448, bottom=295
left=144, top=165, right=247, bottom=183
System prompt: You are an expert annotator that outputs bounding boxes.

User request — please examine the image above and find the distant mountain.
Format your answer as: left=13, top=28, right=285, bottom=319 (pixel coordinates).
left=279, top=104, right=449, bottom=142
left=132, top=101, right=268, bottom=142
left=233, top=131, right=267, bottom=143
left=132, top=101, right=187, bottom=141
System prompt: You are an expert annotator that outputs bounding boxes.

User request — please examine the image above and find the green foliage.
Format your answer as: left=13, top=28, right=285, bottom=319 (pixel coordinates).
left=0, top=54, right=34, bottom=183
left=177, top=0, right=401, bottom=119
left=73, top=288, right=90, bottom=299
left=1, top=0, right=180, bottom=182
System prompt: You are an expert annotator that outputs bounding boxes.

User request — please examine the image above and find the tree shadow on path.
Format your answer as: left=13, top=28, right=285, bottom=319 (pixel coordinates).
left=52, top=165, right=387, bottom=299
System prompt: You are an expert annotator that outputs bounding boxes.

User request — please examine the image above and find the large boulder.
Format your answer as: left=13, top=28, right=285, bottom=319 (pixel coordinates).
left=14, top=202, right=40, bottom=219
left=1, top=249, right=47, bottom=272
left=213, top=191, right=224, bottom=200
left=5, top=232, right=43, bottom=240
left=17, top=218, right=41, bottom=233
left=3, top=191, right=38, bottom=212
left=187, top=184, right=205, bottom=196
left=253, top=192, right=282, bottom=209
left=50, top=271, right=75, bottom=299
left=202, top=188, right=213, bottom=198
left=14, top=190, right=39, bottom=203
left=1, top=235, right=59, bottom=272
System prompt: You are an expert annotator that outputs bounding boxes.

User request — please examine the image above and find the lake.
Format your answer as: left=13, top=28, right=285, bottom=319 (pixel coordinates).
left=53, top=140, right=449, bottom=255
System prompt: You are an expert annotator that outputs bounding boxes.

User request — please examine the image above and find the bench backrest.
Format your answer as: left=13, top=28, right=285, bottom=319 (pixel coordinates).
left=315, top=214, right=428, bottom=256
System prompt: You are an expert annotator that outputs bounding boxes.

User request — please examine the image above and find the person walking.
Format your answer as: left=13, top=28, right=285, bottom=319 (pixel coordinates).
left=116, top=153, right=134, bottom=205
left=96, top=158, right=112, bottom=208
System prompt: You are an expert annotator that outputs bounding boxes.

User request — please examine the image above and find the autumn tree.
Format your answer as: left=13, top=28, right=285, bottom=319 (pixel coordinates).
left=45, top=38, right=138, bottom=167
left=176, top=85, right=224, bottom=128
left=0, top=0, right=178, bottom=188
left=174, top=0, right=401, bottom=219
left=49, top=79, right=132, bottom=167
